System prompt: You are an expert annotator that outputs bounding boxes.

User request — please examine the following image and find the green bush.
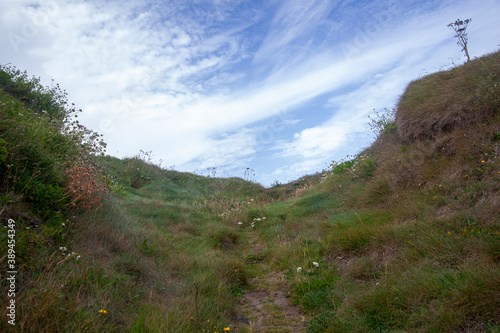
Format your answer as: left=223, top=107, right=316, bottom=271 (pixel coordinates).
left=331, top=159, right=356, bottom=175
left=326, top=154, right=376, bottom=180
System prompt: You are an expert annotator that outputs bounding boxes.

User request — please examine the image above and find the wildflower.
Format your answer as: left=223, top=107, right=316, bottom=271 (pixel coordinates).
left=262, top=217, right=266, bottom=220
left=76, top=255, right=81, bottom=260
left=224, top=327, right=230, bottom=331
left=61, top=223, right=66, bottom=227
left=59, top=247, right=67, bottom=252
left=481, top=160, right=485, bottom=163
left=98, top=309, right=108, bottom=314
left=297, top=267, right=302, bottom=273
left=255, top=218, right=261, bottom=221
left=433, top=196, right=437, bottom=199
left=464, top=175, right=468, bottom=178
left=250, top=199, right=254, bottom=202
left=313, top=262, right=319, bottom=267
left=237, top=222, right=243, bottom=225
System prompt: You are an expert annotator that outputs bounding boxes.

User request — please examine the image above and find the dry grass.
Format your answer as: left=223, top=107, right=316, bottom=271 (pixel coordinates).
left=396, top=51, right=500, bottom=143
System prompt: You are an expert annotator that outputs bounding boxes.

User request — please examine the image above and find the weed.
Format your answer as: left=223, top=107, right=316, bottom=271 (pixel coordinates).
left=133, top=238, right=158, bottom=255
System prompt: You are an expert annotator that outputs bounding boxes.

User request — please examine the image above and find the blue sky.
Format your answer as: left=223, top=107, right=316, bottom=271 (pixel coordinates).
left=1, top=0, right=499, bottom=186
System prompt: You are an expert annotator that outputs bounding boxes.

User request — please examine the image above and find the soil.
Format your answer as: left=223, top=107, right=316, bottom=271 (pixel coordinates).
left=240, top=286, right=305, bottom=333
left=234, top=233, right=307, bottom=332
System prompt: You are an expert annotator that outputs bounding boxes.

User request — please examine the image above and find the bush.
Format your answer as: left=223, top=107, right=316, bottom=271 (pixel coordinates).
left=368, top=108, right=397, bottom=137
left=325, top=154, right=376, bottom=180
left=0, top=65, right=108, bottom=220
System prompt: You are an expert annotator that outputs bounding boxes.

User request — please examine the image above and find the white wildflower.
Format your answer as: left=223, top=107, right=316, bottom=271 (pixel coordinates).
left=297, top=267, right=302, bottom=273
left=313, top=262, right=319, bottom=267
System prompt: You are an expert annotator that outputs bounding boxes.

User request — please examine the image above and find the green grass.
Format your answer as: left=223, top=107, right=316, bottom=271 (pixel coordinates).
left=1, top=53, right=499, bottom=332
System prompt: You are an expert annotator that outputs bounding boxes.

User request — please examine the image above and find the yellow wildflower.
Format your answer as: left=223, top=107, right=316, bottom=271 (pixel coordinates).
left=98, top=309, right=107, bottom=314
left=224, top=328, right=231, bottom=331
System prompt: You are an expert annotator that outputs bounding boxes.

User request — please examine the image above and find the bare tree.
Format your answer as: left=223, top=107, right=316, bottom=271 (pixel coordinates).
left=448, top=18, right=471, bottom=62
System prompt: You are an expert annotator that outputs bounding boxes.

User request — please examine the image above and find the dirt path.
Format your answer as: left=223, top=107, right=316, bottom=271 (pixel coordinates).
left=234, top=234, right=306, bottom=333
left=240, top=283, right=305, bottom=332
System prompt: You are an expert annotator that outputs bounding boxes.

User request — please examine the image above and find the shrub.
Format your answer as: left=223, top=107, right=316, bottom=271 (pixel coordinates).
left=325, top=154, right=376, bottom=180
left=64, top=158, right=110, bottom=212
left=368, top=108, right=397, bottom=137
left=0, top=65, right=108, bottom=219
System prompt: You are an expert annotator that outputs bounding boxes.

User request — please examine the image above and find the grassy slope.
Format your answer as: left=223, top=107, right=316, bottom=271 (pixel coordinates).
left=0, top=52, right=499, bottom=332
left=253, top=51, right=500, bottom=332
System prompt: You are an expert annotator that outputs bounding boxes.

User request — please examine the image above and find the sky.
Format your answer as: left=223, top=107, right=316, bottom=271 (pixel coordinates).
left=1, top=0, right=499, bottom=186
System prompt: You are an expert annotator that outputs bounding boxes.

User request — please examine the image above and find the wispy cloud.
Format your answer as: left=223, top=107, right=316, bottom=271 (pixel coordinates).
left=1, top=0, right=499, bottom=185
left=253, top=0, right=334, bottom=72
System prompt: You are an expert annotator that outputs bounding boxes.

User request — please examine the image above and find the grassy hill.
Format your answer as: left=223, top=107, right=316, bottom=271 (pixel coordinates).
left=0, top=51, right=499, bottom=332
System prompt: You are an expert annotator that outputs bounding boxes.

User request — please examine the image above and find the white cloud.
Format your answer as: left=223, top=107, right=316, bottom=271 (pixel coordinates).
left=1, top=0, right=499, bottom=186
left=253, top=0, right=334, bottom=69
